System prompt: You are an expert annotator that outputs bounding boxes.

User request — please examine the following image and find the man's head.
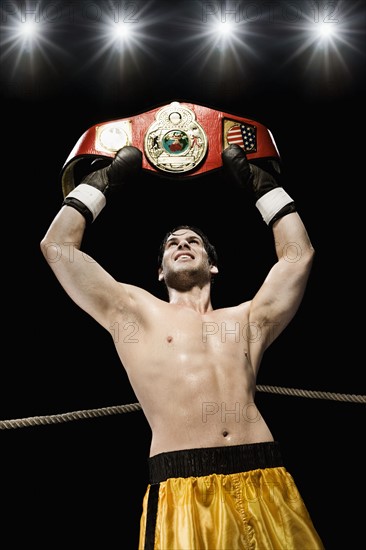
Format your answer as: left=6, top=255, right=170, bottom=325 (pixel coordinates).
left=158, top=225, right=219, bottom=290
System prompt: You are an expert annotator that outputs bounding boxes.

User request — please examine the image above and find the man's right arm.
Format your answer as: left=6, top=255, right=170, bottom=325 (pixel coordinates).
left=40, top=146, right=142, bottom=331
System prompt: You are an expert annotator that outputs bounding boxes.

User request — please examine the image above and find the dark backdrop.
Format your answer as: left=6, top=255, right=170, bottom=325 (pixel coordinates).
left=1, top=1, right=365, bottom=548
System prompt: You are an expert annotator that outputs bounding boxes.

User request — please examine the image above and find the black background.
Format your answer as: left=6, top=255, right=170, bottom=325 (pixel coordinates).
left=1, top=1, right=365, bottom=548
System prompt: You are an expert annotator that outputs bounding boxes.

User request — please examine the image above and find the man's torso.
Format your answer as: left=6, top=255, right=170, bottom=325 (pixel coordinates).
left=112, top=286, right=274, bottom=456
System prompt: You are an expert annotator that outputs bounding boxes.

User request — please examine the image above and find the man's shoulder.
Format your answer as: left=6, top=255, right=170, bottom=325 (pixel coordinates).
left=211, top=300, right=251, bottom=319
left=118, top=282, right=159, bottom=300
left=119, top=282, right=168, bottom=309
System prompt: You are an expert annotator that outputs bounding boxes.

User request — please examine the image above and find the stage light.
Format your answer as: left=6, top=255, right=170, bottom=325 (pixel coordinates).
left=0, top=4, right=70, bottom=81
left=214, top=20, right=235, bottom=39
left=111, top=22, right=133, bottom=42
left=76, top=5, right=163, bottom=75
left=277, top=0, right=365, bottom=87
left=166, top=10, right=262, bottom=80
left=316, top=22, right=337, bottom=39
left=17, top=20, right=38, bottom=39
left=3, top=18, right=45, bottom=53
left=206, top=15, right=247, bottom=50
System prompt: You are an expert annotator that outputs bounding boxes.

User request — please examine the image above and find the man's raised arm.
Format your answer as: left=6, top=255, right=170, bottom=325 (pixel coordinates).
left=222, top=144, right=315, bottom=351
left=40, top=146, right=142, bottom=330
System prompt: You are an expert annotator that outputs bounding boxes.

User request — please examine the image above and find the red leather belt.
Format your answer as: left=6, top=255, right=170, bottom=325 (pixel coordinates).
left=61, top=101, right=280, bottom=196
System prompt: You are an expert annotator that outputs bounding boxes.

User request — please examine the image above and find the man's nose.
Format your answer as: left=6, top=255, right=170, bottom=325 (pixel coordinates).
left=177, top=240, right=190, bottom=249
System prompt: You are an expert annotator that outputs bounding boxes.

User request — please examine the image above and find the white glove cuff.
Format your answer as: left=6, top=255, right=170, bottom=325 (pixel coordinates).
left=255, top=187, right=293, bottom=225
left=66, top=184, right=106, bottom=222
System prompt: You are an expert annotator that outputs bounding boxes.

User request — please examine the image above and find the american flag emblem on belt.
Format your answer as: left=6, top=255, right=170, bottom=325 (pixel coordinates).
left=225, top=122, right=257, bottom=152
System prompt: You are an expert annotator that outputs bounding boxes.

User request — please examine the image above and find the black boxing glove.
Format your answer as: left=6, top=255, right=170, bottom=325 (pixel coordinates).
left=62, top=146, right=142, bottom=223
left=222, top=144, right=296, bottom=226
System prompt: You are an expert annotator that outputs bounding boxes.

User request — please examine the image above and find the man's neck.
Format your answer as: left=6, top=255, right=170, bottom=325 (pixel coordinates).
left=167, top=285, right=213, bottom=314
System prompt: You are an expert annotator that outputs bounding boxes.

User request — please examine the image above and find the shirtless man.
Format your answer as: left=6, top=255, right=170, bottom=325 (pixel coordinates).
left=40, top=144, right=324, bottom=549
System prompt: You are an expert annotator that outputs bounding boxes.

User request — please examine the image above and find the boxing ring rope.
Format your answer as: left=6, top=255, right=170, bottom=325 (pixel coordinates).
left=1, top=384, right=365, bottom=430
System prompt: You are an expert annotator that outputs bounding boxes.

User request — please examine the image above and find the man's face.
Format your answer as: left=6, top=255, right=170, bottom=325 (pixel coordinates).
left=158, top=229, right=217, bottom=286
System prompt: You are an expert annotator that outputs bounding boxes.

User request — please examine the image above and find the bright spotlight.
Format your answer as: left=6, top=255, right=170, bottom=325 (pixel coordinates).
left=77, top=3, right=162, bottom=73
left=214, top=20, right=235, bottom=38
left=0, top=8, right=70, bottom=81
left=314, top=22, right=338, bottom=42
left=111, top=22, right=133, bottom=43
left=18, top=20, right=38, bottom=39
left=318, top=23, right=336, bottom=37
left=278, top=0, right=366, bottom=85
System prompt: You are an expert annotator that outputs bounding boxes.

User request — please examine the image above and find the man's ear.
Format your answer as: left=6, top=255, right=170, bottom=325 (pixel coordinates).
left=210, top=264, right=219, bottom=276
left=158, top=267, right=164, bottom=282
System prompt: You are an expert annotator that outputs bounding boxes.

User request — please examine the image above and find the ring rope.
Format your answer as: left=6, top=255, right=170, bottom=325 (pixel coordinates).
left=1, top=385, right=365, bottom=430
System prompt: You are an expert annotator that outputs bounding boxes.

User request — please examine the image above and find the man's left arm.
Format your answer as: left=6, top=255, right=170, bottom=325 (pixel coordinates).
left=252, top=211, right=315, bottom=347
left=222, top=144, right=315, bottom=349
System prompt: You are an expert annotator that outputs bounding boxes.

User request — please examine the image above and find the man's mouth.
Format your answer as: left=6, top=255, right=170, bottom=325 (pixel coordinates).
left=175, top=253, right=194, bottom=261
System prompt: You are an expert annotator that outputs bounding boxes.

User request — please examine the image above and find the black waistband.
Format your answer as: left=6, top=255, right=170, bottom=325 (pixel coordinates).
left=148, top=441, right=283, bottom=484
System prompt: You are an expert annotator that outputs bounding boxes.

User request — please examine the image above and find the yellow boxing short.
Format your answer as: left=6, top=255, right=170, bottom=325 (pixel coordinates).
left=139, top=442, right=324, bottom=549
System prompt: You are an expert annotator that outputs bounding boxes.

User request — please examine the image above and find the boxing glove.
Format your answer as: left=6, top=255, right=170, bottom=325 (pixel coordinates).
left=222, top=144, right=296, bottom=226
left=63, top=146, right=142, bottom=223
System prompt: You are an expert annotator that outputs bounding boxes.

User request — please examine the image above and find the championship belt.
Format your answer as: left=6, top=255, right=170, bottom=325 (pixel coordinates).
left=61, top=101, right=280, bottom=197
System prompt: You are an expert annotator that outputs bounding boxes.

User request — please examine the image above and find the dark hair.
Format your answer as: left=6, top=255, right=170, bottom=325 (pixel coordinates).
left=158, top=225, right=218, bottom=268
